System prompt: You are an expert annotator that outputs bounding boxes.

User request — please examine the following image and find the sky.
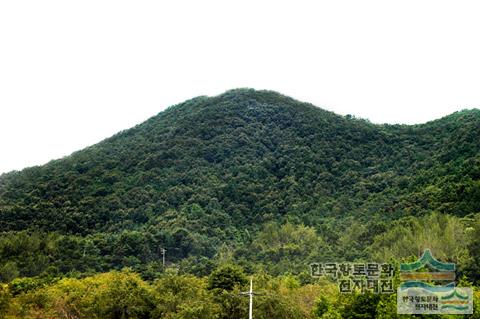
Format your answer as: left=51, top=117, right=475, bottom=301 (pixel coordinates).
left=1, top=0, right=480, bottom=174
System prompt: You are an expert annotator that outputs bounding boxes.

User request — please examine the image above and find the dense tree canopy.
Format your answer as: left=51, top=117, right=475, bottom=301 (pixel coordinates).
left=0, top=89, right=479, bottom=317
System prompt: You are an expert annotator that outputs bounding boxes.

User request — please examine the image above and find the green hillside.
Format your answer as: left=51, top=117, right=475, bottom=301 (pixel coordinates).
left=1, top=89, right=480, bottom=317
left=2, top=89, right=480, bottom=230
left=0, top=89, right=479, bottom=270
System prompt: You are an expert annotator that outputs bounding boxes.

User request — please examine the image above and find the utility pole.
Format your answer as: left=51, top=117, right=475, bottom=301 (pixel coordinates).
left=82, top=239, right=92, bottom=258
left=239, top=278, right=273, bottom=318
left=240, top=277, right=254, bottom=319
left=161, top=248, right=166, bottom=267
left=249, top=277, right=253, bottom=319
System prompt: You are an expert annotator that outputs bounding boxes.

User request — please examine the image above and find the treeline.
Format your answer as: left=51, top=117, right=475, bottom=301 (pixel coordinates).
left=1, top=264, right=479, bottom=318
left=1, top=267, right=319, bottom=318
left=0, top=217, right=479, bottom=319
left=1, top=213, right=480, bottom=284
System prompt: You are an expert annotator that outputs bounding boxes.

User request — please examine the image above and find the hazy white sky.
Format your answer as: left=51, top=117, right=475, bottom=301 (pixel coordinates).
left=1, top=0, right=480, bottom=174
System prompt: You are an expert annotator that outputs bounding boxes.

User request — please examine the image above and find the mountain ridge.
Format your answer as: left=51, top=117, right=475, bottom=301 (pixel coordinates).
left=0, top=89, right=479, bottom=261
left=1, top=88, right=478, bottom=177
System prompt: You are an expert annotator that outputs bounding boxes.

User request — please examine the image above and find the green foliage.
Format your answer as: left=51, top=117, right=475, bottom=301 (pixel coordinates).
left=1, top=269, right=327, bottom=318
left=1, top=90, right=479, bottom=263
left=153, top=273, right=219, bottom=319
left=466, top=215, right=480, bottom=282
left=0, top=284, right=10, bottom=317
left=242, top=222, right=331, bottom=275
left=369, top=212, right=471, bottom=266
left=208, top=264, right=247, bottom=291
left=0, top=89, right=479, bottom=316
left=342, top=292, right=381, bottom=319
left=0, top=262, right=19, bottom=283
left=10, top=270, right=155, bottom=319
left=313, top=296, right=330, bottom=317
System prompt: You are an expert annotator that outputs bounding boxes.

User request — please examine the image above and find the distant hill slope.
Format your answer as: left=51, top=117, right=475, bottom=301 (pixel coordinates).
left=1, top=89, right=479, bottom=242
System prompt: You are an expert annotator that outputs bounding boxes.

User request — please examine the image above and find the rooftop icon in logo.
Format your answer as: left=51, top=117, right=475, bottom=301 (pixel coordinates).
left=400, top=249, right=455, bottom=272
left=399, top=249, right=456, bottom=282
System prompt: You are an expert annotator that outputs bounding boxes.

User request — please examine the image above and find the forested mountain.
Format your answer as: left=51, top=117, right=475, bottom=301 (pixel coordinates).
left=1, top=89, right=480, bottom=317
left=1, top=89, right=480, bottom=270
left=2, top=89, right=480, bottom=228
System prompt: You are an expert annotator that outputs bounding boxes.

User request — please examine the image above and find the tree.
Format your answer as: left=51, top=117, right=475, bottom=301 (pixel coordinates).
left=208, top=264, right=247, bottom=291
left=0, top=284, right=11, bottom=318
left=153, top=273, right=219, bottom=319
